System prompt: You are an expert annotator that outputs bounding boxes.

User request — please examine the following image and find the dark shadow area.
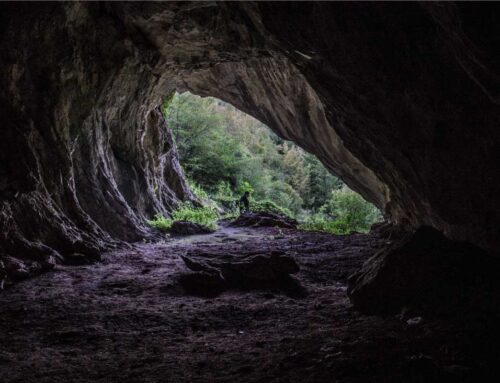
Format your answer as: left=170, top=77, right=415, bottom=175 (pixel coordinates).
left=349, top=226, right=500, bottom=317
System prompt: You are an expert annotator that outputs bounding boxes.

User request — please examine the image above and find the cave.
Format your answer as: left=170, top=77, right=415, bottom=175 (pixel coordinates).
left=1, top=2, right=500, bottom=382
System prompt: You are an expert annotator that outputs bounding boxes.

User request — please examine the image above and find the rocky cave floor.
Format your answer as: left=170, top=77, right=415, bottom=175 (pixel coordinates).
left=1, top=226, right=499, bottom=383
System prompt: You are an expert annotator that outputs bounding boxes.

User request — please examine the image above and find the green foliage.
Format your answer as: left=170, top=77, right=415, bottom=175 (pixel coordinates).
left=220, top=210, right=239, bottom=221
left=162, top=92, right=175, bottom=111
left=164, top=92, right=332, bottom=215
left=251, top=199, right=294, bottom=218
left=172, top=203, right=219, bottom=230
left=265, top=180, right=303, bottom=215
left=322, top=187, right=382, bottom=230
left=165, top=93, right=241, bottom=192
left=303, top=155, right=343, bottom=210
left=164, top=91, right=382, bottom=232
left=236, top=181, right=254, bottom=195
left=148, top=203, right=219, bottom=232
left=213, top=182, right=238, bottom=214
left=299, top=214, right=357, bottom=235
left=215, top=181, right=234, bottom=200
left=147, top=214, right=173, bottom=231
left=299, top=187, right=382, bottom=234
left=188, top=178, right=210, bottom=200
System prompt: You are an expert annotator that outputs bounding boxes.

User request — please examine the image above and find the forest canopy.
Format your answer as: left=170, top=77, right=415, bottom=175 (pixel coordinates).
left=160, top=92, right=382, bottom=234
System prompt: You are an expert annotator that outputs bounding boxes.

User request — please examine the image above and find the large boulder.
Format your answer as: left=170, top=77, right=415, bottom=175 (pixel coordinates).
left=179, top=249, right=302, bottom=297
left=348, top=227, right=500, bottom=314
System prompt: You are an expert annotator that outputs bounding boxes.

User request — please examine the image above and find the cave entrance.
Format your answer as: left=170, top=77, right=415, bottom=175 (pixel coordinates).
left=148, top=91, right=382, bottom=235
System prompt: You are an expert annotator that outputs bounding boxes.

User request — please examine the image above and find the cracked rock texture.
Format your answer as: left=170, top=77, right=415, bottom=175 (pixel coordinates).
left=1, top=2, right=500, bottom=282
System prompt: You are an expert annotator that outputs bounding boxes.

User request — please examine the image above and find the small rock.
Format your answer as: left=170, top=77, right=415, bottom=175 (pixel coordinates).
left=406, top=316, right=423, bottom=327
left=178, top=248, right=305, bottom=297
left=2, top=256, right=30, bottom=280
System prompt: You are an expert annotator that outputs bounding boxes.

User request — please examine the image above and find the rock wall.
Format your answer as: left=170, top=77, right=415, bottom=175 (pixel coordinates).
left=176, top=57, right=389, bottom=210
left=0, top=3, right=194, bottom=278
left=1, top=2, right=500, bottom=282
left=252, top=2, right=500, bottom=251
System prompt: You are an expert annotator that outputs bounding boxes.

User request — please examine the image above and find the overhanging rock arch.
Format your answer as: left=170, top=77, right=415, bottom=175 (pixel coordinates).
left=1, top=2, right=499, bottom=280
left=173, top=57, right=389, bottom=210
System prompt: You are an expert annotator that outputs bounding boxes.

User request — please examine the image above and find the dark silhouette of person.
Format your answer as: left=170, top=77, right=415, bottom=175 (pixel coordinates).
left=239, top=191, right=250, bottom=214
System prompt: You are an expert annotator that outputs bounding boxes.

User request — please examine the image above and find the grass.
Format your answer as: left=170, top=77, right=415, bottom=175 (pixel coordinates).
left=148, top=214, right=173, bottom=231
left=148, top=203, right=219, bottom=232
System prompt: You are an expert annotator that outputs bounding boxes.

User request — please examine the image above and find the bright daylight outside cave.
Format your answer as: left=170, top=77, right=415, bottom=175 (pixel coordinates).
left=149, top=91, right=382, bottom=236
left=1, top=2, right=500, bottom=383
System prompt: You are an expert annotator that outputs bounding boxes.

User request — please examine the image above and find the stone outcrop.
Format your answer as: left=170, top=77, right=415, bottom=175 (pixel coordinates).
left=1, top=2, right=500, bottom=288
left=179, top=249, right=301, bottom=297
left=348, top=227, right=500, bottom=315
left=0, top=2, right=195, bottom=278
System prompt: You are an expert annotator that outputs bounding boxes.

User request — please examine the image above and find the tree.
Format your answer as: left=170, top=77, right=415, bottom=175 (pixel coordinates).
left=163, top=91, right=380, bottom=223
left=320, top=187, right=382, bottom=233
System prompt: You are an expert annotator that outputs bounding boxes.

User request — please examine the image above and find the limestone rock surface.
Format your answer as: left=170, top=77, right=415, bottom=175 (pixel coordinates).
left=1, top=2, right=500, bottom=286
left=348, top=226, right=500, bottom=314
left=179, top=249, right=301, bottom=297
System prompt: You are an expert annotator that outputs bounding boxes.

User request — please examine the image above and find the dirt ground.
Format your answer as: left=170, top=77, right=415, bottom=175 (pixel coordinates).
left=0, top=226, right=498, bottom=382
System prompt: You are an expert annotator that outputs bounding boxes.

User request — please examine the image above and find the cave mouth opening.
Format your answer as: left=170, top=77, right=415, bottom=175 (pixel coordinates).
left=149, top=90, right=383, bottom=236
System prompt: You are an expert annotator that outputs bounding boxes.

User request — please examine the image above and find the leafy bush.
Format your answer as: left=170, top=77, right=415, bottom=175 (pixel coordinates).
left=322, top=187, right=382, bottom=230
left=186, top=179, right=221, bottom=213
left=212, top=181, right=238, bottom=213
left=265, top=181, right=303, bottom=214
left=251, top=199, right=294, bottom=218
left=299, top=214, right=353, bottom=235
left=220, top=210, right=239, bottom=221
left=174, top=203, right=219, bottom=230
left=236, top=180, right=254, bottom=195
left=148, top=203, right=219, bottom=232
left=215, top=181, right=234, bottom=200
left=147, top=214, right=173, bottom=231
left=299, top=187, right=382, bottom=234
left=188, top=179, right=210, bottom=200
